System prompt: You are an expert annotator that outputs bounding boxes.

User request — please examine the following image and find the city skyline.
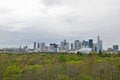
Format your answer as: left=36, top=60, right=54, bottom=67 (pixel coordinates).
left=0, top=36, right=119, bottom=51
left=0, top=0, right=120, bottom=49
left=0, top=36, right=119, bottom=50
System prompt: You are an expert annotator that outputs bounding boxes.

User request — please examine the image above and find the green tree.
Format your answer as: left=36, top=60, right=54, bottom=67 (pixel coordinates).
left=3, top=65, right=23, bottom=80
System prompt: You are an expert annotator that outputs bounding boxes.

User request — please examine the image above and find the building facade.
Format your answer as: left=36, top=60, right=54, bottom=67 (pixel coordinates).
left=34, top=42, right=36, bottom=50
left=40, top=42, right=45, bottom=52
left=89, top=39, right=93, bottom=49
left=74, top=40, right=81, bottom=50
left=113, top=45, right=119, bottom=52
left=97, top=36, right=103, bottom=53
left=60, top=40, right=69, bottom=51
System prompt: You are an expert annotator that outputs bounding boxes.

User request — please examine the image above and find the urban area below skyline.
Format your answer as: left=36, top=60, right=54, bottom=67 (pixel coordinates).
left=0, top=36, right=119, bottom=54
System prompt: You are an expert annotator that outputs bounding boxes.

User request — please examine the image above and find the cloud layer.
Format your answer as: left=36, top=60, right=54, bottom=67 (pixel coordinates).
left=0, top=0, right=120, bottom=49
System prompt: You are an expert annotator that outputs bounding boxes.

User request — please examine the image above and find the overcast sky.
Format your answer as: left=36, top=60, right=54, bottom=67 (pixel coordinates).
left=0, top=0, right=120, bottom=49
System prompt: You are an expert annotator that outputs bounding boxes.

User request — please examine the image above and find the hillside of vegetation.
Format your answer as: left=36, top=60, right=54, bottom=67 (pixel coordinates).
left=0, top=52, right=120, bottom=80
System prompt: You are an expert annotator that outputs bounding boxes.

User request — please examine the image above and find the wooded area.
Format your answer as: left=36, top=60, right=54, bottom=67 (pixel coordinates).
left=0, top=52, right=120, bottom=80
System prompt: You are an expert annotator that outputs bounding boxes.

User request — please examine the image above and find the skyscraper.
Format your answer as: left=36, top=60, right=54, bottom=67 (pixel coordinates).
left=97, top=36, right=102, bottom=53
left=50, top=43, right=58, bottom=52
left=113, top=45, right=119, bottom=52
left=74, top=40, right=81, bottom=50
left=60, top=40, right=69, bottom=51
left=40, top=42, right=45, bottom=52
left=37, top=43, right=40, bottom=49
left=89, top=39, right=93, bottom=49
left=82, top=40, right=89, bottom=48
left=71, top=43, right=74, bottom=50
left=34, top=42, right=36, bottom=49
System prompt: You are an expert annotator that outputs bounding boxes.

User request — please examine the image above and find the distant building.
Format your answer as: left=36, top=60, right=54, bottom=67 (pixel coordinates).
left=97, top=36, right=103, bottom=53
left=1, top=48, right=20, bottom=53
left=60, top=40, right=69, bottom=51
left=93, top=43, right=97, bottom=52
left=19, top=45, right=22, bottom=53
left=34, top=42, right=36, bottom=49
left=23, top=45, right=28, bottom=51
left=37, top=43, right=40, bottom=49
left=89, top=39, right=93, bottom=49
left=50, top=43, right=58, bottom=52
left=40, top=42, right=45, bottom=52
left=74, top=40, right=81, bottom=50
left=82, top=40, right=89, bottom=48
left=60, top=40, right=67, bottom=49
left=107, top=48, right=113, bottom=52
left=75, top=48, right=92, bottom=54
left=113, top=45, right=119, bottom=52
left=46, top=46, right=55, bottom=52
left=71, top=43, right=74, bottom=50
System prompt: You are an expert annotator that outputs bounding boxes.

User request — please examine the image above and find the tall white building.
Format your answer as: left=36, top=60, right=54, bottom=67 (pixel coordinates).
left=97, top=36, right=103, bottom=53
left=40, top=42, right=45, bottom=52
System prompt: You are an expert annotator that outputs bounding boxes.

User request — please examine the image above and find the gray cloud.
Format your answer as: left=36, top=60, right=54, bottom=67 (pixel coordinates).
left=0, top=7, right=11, bottom=14
left=41, top=0, right=63, bottom=6
left=0, top=0, right=120, bottom=49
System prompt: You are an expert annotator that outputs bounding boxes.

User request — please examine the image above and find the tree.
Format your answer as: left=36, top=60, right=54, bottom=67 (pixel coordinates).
left=3, top=65, right=23, bottom=80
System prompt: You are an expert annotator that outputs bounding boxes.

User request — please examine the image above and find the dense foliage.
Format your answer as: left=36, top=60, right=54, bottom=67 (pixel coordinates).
left=0, top=52, right=120, bottom=80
